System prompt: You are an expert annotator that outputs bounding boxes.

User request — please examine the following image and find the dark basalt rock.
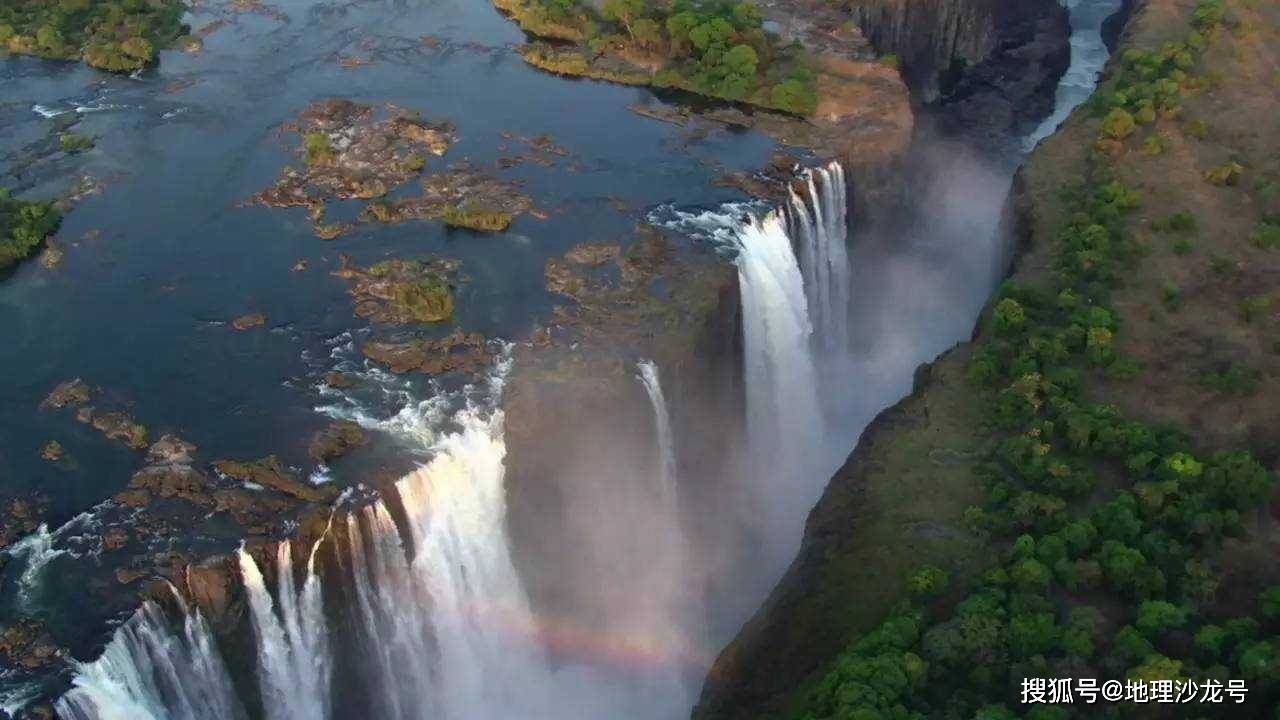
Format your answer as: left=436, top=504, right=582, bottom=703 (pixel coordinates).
left=846, top=0, right=1072, bottom=141
left=308, top=420, right=368, bottom=464
left=362, top=331, right=493, bottom=377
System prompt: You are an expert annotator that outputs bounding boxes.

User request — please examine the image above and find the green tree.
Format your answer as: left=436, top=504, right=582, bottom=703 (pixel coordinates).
left=688, top=16, right=733, bottom=52
left=769, top=78, right=817, bottom=115
left=1136, top=601, right=1188, bottom=637
left=601, top=0, right=644, bottom=38
left=993, top=298, right=1026, bottom=335
left=730, top=1, right=762, bottom=29
left=907, top=565, right=949, bottom=598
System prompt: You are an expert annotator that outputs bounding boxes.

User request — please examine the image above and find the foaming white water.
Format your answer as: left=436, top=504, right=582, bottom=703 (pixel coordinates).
left=346, top=500, right=436, bottom=720
left=0, top=682, right=41, bottom=716
left=399, top=406, right=559, bottom=718
left=734, top=211, right=827, bottom=569
left=32, top=103, right=70, bottom=118
left=1024, top=0, right=1125, bottom=149
left=237, top=542, right=331, bottom=720
left=787, top=161, right=852, bottom=356
left=54, top=593, right=245, bottom=720
left=9, top=524, right=64, bottom=609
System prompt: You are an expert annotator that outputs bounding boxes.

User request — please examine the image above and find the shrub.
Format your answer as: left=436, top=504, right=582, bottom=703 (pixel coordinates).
left=1184, top=118, right=1209, bottom=139
left=1249, top=221, right=1280, bottom=249
left=1140, top=134, right=1170, bottom=155
left=392, top=279, right=454, bottom=322
left=442, top=205, right=513, bottom=232
left=58, top=133, right=94, bottom=152
left=1200, top=365, right=1259, bottom=396
left=1100, top=108, right=1138, bottom=140
left=1204, top=161, right=1245, bottom=186
left=1153, top=211, right=1198, bottom=233
left=1238, top=295, right=1271, bottom=323
left=304, top=132, right=334, bottom=165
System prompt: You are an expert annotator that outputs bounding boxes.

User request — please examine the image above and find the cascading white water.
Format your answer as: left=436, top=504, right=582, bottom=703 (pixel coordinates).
left=786, top=161, right=852, bottom=357
left=396, top=405, right=559, bottom=719
left=8, top=523, right=64, bottom=610
left=635, top=359, right=698, bottom=696
left=237, top=541, right=331, bottom=720
left=54, top=591, right=245, bottom=720
left=346, top=500, right=437, bottom=720
left=734, top=210, right=827, bottom=568
left=636, top=360, right=678, bottom=517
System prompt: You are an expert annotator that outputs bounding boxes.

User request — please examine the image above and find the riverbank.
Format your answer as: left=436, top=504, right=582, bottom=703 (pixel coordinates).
left=494, top=0, right=915, bottom=165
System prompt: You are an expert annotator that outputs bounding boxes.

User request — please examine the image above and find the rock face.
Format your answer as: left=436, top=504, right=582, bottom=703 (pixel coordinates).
left=307, top=420, right=368, bottom=463
left=847, top=0, right=1070, bottom=135
left=362, top=331, right=493, bottom=377
left=693, top=349, right=989, bottom=719
left=213, top=456, right=338, bottom=503
left=503, top=226, right=745, bottom=659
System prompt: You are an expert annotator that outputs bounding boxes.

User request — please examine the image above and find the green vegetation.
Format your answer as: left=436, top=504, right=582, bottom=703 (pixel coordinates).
left=58, top=132, right=94, bottom=153
left=498, top=0, right=820, bottom=115
left=790, top=3, right=1280, bottom=717
left=365, top=259, right=457, bottom=322
left=442, top=205, right=513, bottom=232
left=304, top=132, right=335, bottom=166
left=1205, top=160, right=1245, bottom=186
left=0, top=0, right=186, bottom=72
left=392, top=279, right=454, bottom=322
left=1152, top=210, right=1198, bottom=233
left=1237, top=295, right=1271, bottom=323
left=1249, top=220, right=1279, bottom=249
left=0, top=189, right=61, bottom=271
left=1201, top=364, right=1260, bottom=396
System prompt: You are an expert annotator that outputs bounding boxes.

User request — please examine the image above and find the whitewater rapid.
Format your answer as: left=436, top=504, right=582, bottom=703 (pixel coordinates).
left=54, top=589, right=245, bottom=720
left=1025, top=0, right=1126, bottom=149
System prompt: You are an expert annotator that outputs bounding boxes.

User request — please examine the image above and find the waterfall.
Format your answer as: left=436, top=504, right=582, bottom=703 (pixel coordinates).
left=635, top=359, right=698, bottom=695
left=734, top=210, right=827, bottom=567
left=785, top=161, right=851, bottom=356
left=397, top=406, right=558, bottom=719
left=54, top=592, right=245, bottom=720
left=636, top=360, right=678, bottom=514
left=238, top=542, right=331, bottom=720
left=346, top=500, right=437, bottom=720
